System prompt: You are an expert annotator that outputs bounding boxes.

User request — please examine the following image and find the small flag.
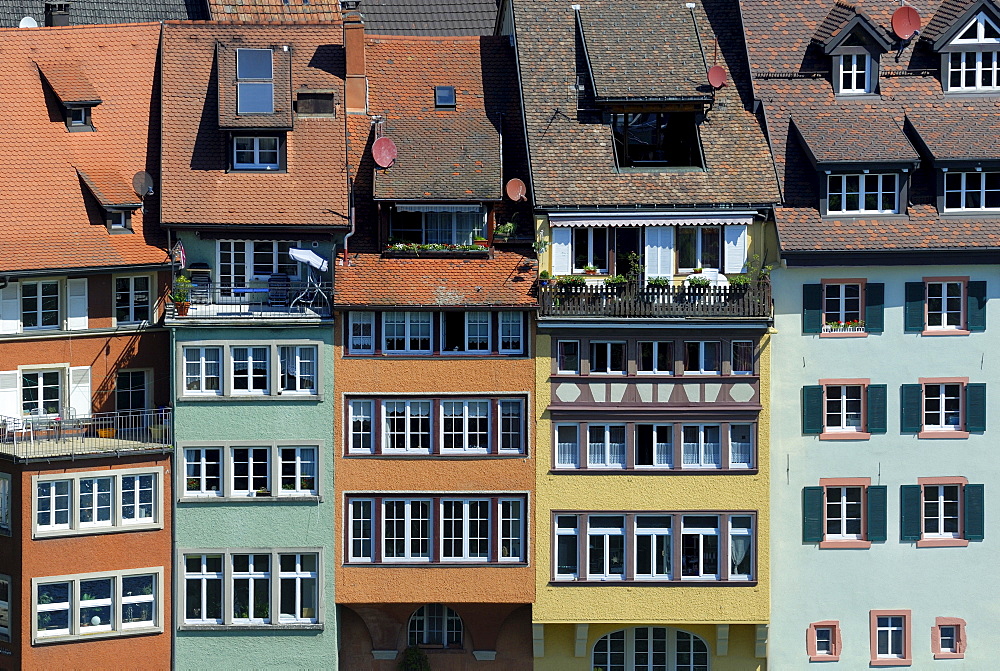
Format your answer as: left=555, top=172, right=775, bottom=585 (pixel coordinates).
left=171, top=240, right=186, bottom=269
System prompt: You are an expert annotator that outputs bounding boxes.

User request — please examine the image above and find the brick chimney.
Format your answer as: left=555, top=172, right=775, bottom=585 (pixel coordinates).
left=342, top=1, right=367, bottom=113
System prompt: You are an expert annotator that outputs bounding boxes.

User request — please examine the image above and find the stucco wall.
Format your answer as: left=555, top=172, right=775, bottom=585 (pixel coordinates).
left=769, top=264, right=1000, bottom=669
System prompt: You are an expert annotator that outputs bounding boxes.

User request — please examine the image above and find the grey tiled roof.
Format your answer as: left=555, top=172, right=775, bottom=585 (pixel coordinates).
left=362, top=0, right=497, bottom=36
left=0, top=0, right=207, bottom=26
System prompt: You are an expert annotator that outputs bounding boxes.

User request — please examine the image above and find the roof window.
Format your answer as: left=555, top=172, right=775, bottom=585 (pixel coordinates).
left=236, top=49, right=274, bottom=115
left=610, top=111, right=704, bottom=170
left=434, top=86, right=456, bottom=109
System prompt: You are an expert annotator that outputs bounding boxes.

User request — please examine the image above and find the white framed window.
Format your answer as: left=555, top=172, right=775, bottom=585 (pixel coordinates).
left=217, top=240, right=299, bottom=287
left=35, top=469, right=161, bottom=537
left=923, top=484, right=961, bottom=539
left=557, top=340, right=580, bottom=374
left=926, top=281, right=964, bottom=329
left=183, top=554, right=223, bottom=624
left=731, top=340, right=754, bottom=374
left=278, top=554, right=318, bottom=623
left=923, top=383, right=962, bottom=430
left=944, top=171, right=1000, bottom=210
left=383, top=312, right=432, bottom=353
left=36, top=480, right=71, bottom=531
left=464, top=312, right=490, bottom=352
left=382, top=499, right=432, bottom=561
left=0, top=474, right=10, bottom=535
left=826, top=486, right=863, bottom=540
left=499, top=399, right=524, bottom=453
left=441, top=499, right=490, bottom=560
left=21, top=280, right=60, bottom=330
left=408, top=604, right=463, bottom=647
left=729, top=516, right=753, bottom=580
left=121, top=473, right=155, bottom=525
left=114, top=276, right=151, bottom=324
left=33, top=568, right=162, bottom=642
left=635, top=515, right=671, bottom=579
left=827, top=173, right=898, bottom=214
left=730, top=424, right=753, bottom=468
left=279, top=447, right=317, bottom=495
left=279, top=346, right=317, bottom=394
left=876, top=615, right=906, bottom=659
left=78, top=476, right=113, bottom=529
left=677, top=226, right=721, bottom=271
left=555, top=424, right=580, bottom=468
left=500, top=499, right=523, bottom=561
left=233, top=136, right=279, bottom=170
left=231, top=447, right=270, bottom=496
left=425, top=211, right=485, bottom=245
left=947, top=12, right=1000, bottom=90
left=636, top=423, right=673, bottom=468
left=590, top=341, right=626, bottom=374
left=348, top=400, right=374, bottom=453
left=441, top=400, right=489, bottom=452
left=587, top=515, right=626, bottom=580
left=499, top=312, right=524, bottom=353
left=638, top=341, right=674, bottom=374
left=184, top=448, right=223, bottom=497
left=839, top=53, right=871, bottom=93
left=555, top=515, right=580, bottom=578
left=348, top=499, right=373, bottom=562
left=815, top=626, right=835, bottom=656
left=348, top=311, right=375, bottom=353
left=587, top=424, right=626, bottom=468
left=680, top=515, right=720, bottom=579
left=232, top=346, right=269, bottom=395
left=22, top=369, right=63, bottom=416
left=184, top=347, right=222, bottom=395
left=384, top=400, right=432, bottom=452
left=0, top=575, right=10, bottom=642
left=825, top=385, right=863, bottom=431
left=232, top=553, right=270, bottom=623
left=823, top=282, right=863, bottom=326
left=236, top=48, right=274, bottom=114
left=683, top=341, right=720, bottom=375
left=592, top=628, right=709, bottom=671
left=681, top=424, right=721, bottom=468
left=571, top=227, right=608, bottom=272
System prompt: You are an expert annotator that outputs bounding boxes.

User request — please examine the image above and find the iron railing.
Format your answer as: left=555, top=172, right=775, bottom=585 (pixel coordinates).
left=0, top=408, right=172, bottom=460
left=537, top=282, right=772, bottom=319
left=168, top=280, right=333, bottom=319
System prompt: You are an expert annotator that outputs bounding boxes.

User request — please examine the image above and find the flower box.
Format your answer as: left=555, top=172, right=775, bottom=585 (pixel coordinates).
left=822, top=325, right=866, bottom=333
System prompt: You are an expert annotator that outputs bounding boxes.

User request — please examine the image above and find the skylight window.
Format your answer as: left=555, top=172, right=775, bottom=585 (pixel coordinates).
left=236, top=49, right=274, bottom=115
left=435, top=86, right=456, bottom=109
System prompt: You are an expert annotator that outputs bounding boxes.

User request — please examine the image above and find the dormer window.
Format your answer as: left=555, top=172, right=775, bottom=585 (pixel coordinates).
left=236, top=49, right=274, bottom=114
left=940, top=11, right=1000, bottom=91
left=827, top=174, right=898, bottom=215
left=822, top=16, right=889, bottom=96
left=106, top=209, right=132, bottom=233
left=839, top=53, right=871, bottom=94
left=610, top=111, right=704, bottom=169
left=232, top=134, right=284, bottom=171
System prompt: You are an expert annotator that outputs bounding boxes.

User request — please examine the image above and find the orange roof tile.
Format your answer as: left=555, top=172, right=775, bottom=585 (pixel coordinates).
left=77, top=168, right=142, bottom=208
left=206, top=0, right=342, bottom=23
left=35, top=61, right=101, bottom=104
left=0, top=24, right=167, bottom=274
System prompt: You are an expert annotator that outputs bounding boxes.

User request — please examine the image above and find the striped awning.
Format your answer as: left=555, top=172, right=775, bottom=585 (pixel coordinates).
left=548, top=213, right=753, bottom=227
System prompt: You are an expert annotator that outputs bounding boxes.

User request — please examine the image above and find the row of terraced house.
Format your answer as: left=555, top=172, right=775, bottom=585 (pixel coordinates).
left=0, top=0, right=997, bottom=668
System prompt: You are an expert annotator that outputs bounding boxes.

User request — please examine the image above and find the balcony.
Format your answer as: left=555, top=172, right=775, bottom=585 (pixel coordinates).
left=537, top=282, right=771, bottom=319
left=166, top=280, right=333, bottom=321
left=0, top=408, right=172, bottom=461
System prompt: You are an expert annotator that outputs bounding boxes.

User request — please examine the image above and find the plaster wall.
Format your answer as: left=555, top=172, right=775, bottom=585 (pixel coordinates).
left=769, top=264, right=1000, bottom=669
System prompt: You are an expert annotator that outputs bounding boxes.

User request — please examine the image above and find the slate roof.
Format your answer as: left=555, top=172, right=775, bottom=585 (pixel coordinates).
left=742, top=0, right=1000, bottom=253
left=206, top=0, right=340, bottom=23
left=159, top=23, right=350, bottom=229
left=0, top=0, right=207, bottom=27
left=0, top=23, right=167, bottom=274
left=511, top=0, right=780, bottom=209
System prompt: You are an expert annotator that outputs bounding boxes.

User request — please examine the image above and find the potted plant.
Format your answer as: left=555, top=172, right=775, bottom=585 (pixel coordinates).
left=583, top=264, right=598, bottom=275
left=473, top=235, right=489, bottom=248
left=559, top=275, right=587, bottom=287
left=538, top=270, right=554, bottom=287
left=255, top=486, right=272, bottom=497
left=603, top=274, right=628, bottom=285
left=170, top=275, right=193, bottom=316
left=646, top=276, right=671, bottom=287
left=493, top=218, right=517, bottom=240
left=688, top=275, right=712, bottom=287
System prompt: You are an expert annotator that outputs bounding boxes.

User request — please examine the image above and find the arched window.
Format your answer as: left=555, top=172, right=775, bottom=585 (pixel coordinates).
left=592, top=627, right=709, bottom=671
left=407, top=604, right=463, bottom=648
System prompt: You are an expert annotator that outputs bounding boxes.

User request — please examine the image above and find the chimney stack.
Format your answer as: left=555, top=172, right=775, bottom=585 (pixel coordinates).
left=341, top=1, right=367, bottom=113
left=44, top=2, right=70, bottom=27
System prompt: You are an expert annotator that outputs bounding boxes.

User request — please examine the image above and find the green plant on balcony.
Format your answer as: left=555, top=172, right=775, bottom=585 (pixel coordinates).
left=559, top=275, right=588, bottom=287
left=729, top=273, right=752, bottom=287
left=493, top=217, right=518, bottom=240
left=603, top=274, right=628, bottom=285
left=170, top=275, right=192, bottom=316
left=646, top=276, right=671, bottom=287
left=687, top=275, right=712, bottom=287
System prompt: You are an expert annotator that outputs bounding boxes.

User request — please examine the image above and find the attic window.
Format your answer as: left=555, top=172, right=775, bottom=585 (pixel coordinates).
left=65, top=105, right=93, bottom=131
left=610, top=111, right=704, bottom=169
left=435, top=86, right=456, bottom=109
left=236, top=49, right=274, bottom=115
left=296, top=92, right=335, bottom=116
left=945, top=12, right=1000, bottom=91
left=106, top=209, right=133, bottom=233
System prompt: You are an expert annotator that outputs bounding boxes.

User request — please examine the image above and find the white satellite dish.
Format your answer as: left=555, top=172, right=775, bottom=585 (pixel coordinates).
left=19, top=16, right=38, bottom=28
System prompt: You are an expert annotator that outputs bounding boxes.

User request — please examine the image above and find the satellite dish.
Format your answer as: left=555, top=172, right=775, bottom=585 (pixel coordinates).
left=132, top=171, right=154, bottom=197
left=892, top=6, right=921, bottom=40
left=505, top=178, right=527, bottom=202
left=19, top=16, right=38, bottom=28
left=372, top=136, right=398, bottom=168
left=708, top=65, right=728, bottom=89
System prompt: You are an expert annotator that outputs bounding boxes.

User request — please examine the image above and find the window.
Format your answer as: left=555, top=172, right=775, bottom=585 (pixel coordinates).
left=0, top=575, right=9, bottom=642
left=347, top=496, right=527, bottom=563
left=232, top=346, right=269, bottom=394
left=116, top=370, right=148, bottom=411
left=827, top=174, right=898, bottom=214
left=587, top=425, right=626, bottom=468
left=592, top=627, right=709, bottom=671
left=233, top=136, right=281, bottom=170
left=839, top=53, right=871, bottom=93
left=944, top=171, right=1000, bottom=210
left=610, top=111, right=704, bottom=168
left=348, top=312, right=374, bottom=353
left=232, top=447, right=270, bottom=496
left=346, top=310, right=524, bottom=355
left=499, top=312, right=524, bottom=353
left=932, top=617, right=967, bottom=659
left=826, top=384, right=863, bottom=432
left=572, top=227, right=608, bottom=272
left=408, top=604, right=462, bottom=648
left=683, top=341, right=720, bottom=374
left=236, top=48, right=274, bottom=114
left=808, top=621, right=842, bottom=661
left=923, top=382, right=962, bottom=430
left=279, top=346, right=317, bottom=394
left=589, top=342, right=626, bottom=374
left=21, top=280, right=60, bottom=330
left=185, top=448, right=222, bottom=497
left=870, top=610, right=911, bottom=666
left=823, top=282, right=863, bottom=329
left=184, top=347, right=222, bottom=395
left=217, top=240, right=299, bottom=286
left=33, top=569, right=161, bottom=642
left=636, top=424, right=673, bottom=468
left=802, top=381, right=886, bottom=438
left=106, top=209, right=132, bottom=232
left=65, top=105, right=93, bottom=130
left=383, top=312, right=431, bottom=353
left=384, top=400, right=432, bottom=452
left=946, top=12, right=1000, bottom=90
left=904, top=279, right=986, bottom=334
left=295, top=91, right=335, bottom=115
left=802, top=478, right=886, bottom=548
left=677, top=227, right=721, bottom=271
left=499, top=400, right=524, bottom=453
left=729, top=424, right=753, bottom=469
left=434, top=86, right=456, bottom=108
left=279, top=447, right=317, bottom=495
left=442, top=311, right=490, bottom=352
left=22, top=369, right=62, bottom=416
left=556, top=512, right=753, bottom=582
left=442, top=400, right=489, bottom=452
left=900, top=478, right=983, bottom=547
left=638, top=341, right=674, bottom=374
left=681, top=425, right=720, bottom=468
left=555, top=424, right=580, bottom=468
left=389, top=209, right=485, bottom=245
left=34, top=469, right=161, bottom=537
left=557, top=340, right=580, bottom=374
left=0, top=474, right=10, bottom=535
left=926, top=281, right=964, bottom=330
left=804, top=281, right=884, bottom=335
left=348, top=400, right=374, bottom=454
left=731, top=340, right=753, bottom=374
left=182, top=550, right=320, bottom=627
left=183, top=445, right=320, bottom=499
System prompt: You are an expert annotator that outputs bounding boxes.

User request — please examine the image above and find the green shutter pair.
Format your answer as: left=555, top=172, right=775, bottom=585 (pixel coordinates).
left=900, top=484, right=985, bottom=542
left=903, top=281, right=987, bottom=332
left=802, top=283, right=884, bottom=334
left=801, top=486, right=886, bottom=542
left=801, top=385, right=887, bottom=434
left=900, top=383, right=986, bottom=433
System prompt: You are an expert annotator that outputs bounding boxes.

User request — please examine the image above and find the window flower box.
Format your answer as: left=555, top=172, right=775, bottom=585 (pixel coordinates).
left=382, top=243, right=490, bottom=259
left=823, top=320, right=865, bottom=333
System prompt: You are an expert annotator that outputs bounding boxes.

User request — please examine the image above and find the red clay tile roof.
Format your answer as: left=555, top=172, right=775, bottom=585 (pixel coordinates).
left=0, top=24, right=167, bottom=274
left=907, top=112, right=1000, bottom=161
left=334, top=250, right=537, bottom=306
left=160, top=23, right=350, bottom=229
left=792, top=111, right=919, bottom=164
left=35, top=61, right=101, bottom=104
left=512, top=0, right=780, bottom=208
left=206, top=0, right=342, bottom=23
left=77, top=168, right=143, bottom=207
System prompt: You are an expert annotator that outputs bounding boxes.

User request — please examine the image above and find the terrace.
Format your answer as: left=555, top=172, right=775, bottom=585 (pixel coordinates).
left=166, top=279, right=333, bottom=321
left=536, top=282, right=772, bottom=319
left=0, top=408, right=172, bottom=461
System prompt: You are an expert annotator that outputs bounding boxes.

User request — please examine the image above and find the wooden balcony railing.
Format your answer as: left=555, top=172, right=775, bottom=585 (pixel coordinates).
left=537, top=282, right=772, bottom=319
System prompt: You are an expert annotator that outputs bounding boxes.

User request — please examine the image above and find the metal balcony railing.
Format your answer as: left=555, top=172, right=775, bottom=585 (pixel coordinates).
left=0, top=408, right=172, bottom=460
left=168, top=280, right=333, bottom=319
left=537, top=282, right=772, bottom=319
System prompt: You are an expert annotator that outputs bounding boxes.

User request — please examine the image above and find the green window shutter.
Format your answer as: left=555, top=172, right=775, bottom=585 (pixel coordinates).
left=802, top=487, right=824, bottom=542
left=900, top=484, right=922, bottom=541
left=865, top=283, right=884, bottom=333
left=966, top=383, right=986, bottom=433
left=802, top=386, right=824, bottom=434
left=900, top=384, right=923, bottom=433
left=866, top=384, right=887, bottom=434
left=904, top=282, right=925, bottom=332
left=967, top=281, right=987, bottom=332
left=964, top=484, right=985, bottom=541
left=867, top=485, right=887, bottom=542
left=803, top=284, right=823, bottom=334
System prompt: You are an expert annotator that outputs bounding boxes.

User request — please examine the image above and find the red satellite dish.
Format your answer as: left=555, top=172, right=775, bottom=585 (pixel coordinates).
left=892, top=6, right=921, bottom=40
left=708, top=65, right=727, bottom=89
left=372, top=136, right=398, bottom=168
left=505, top=178, right=527, bottom=202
